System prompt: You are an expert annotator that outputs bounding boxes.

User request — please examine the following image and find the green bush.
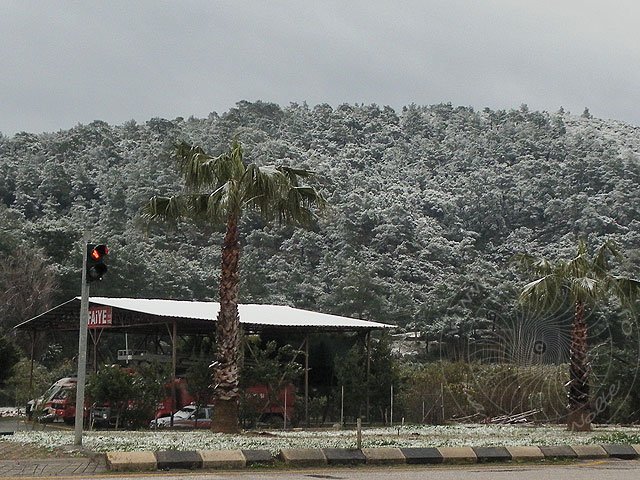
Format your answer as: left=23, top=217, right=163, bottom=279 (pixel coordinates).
left=334, top=334, right=400, bottom=423
left=0, top=336, right=21, bottom=388
left=128, top=363, right=169, bottom=428
left=592, top=347, right=640, bottom=424
left=4, top=357, right=76, bottom=407
left=87, top=365, right=167, bottom=429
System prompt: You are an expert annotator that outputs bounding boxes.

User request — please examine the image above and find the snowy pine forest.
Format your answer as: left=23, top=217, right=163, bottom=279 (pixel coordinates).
left=1, top=101, right=639, bottom=341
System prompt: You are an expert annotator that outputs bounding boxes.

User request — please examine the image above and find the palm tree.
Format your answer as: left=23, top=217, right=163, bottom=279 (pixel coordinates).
left=143, top=140, right=325, bottom=433
left=516, top=240, right=639, bottom=431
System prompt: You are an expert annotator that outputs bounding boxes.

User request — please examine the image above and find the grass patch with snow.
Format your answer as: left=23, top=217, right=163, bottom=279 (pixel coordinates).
left=2, top=424, right=640, bottom=455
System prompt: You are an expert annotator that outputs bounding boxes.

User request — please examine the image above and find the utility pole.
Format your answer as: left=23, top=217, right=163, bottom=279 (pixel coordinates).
left=74, top=238, right=109, bottom=445
left=74, top=234, right=90, bottom=446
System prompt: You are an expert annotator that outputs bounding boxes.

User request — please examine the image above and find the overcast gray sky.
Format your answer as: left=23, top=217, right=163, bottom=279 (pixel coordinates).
left=1, top=0, right=639, bottom=135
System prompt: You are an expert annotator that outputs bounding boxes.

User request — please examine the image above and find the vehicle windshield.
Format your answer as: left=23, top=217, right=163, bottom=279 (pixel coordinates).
left=40, top=385, right=62, bottom=402
left=52, top=388, right=71, bottom=400
left=173, top=406, right=196, bottom=419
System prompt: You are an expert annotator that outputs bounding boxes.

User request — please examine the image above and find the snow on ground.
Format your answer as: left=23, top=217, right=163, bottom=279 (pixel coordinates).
left=3, top=424, right=640, bottom=455
left=0, top=407, right=23, bottom=418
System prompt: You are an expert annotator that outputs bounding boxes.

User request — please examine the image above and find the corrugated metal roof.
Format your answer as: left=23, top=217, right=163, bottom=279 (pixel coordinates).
left=85, top=297, right=395, bottom=330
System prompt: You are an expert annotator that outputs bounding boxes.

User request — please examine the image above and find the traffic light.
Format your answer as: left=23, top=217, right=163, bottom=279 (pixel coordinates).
left=86, top=244, right=109, bottom=282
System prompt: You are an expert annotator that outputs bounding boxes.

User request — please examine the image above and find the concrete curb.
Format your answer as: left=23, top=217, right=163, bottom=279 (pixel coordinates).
left=398, top=447, right=442, bottom=465
left=322, top=448, right=367, bottom=465
left=539, top=445, right=578, bottom=458
left=473, top=446, right=511, bottom=462
left=601, top=444, right=638, bottom=460
left=104, top=444, right=640, bottom=471
left=505, top=446, right=544, bottom=460
left=570, top=445, right=608, bottom=459
left=279, top=448, right=327, bottom=466
left=241, top=449, right=275, bottom=466
left=105, top=451, right=157, bottom=471
left=198, top=449, right=245, bottom=469
left=437, top=446, right=477, bottom=463
left=363, top=447, right=406, bottom=464
left=156, top=450, right=202, bottom=470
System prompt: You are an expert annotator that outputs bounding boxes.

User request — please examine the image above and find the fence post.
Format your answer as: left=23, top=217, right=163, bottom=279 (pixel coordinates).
left=441, top=383, right=445, bottom=422
left=284, top=389, right=287, bottom=430
left=340, top=385, right=344, bottom=427
left=390, top=384, right=393, bottom=427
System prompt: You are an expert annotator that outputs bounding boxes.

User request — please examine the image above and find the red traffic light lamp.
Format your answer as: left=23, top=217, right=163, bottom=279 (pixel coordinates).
left=86, top=244, right=109, bottom=282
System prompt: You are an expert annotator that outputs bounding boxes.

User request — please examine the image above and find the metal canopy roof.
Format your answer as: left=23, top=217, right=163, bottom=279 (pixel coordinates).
left=14, top=297, right=395, bottom=335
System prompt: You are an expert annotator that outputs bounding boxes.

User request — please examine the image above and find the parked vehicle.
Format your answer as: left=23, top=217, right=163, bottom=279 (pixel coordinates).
left=91, top=377, right=194, bottom=428
left=150, top=404, right=214, bottom=429
left=245, top=384, right=296, bottom=425
left=30, top=376, right=296, bottom=428
left=153, top=378, right=194, bottom=419
left=30, top=377, right=80, bottom=424
left=29, top=376, right=193, bottom=427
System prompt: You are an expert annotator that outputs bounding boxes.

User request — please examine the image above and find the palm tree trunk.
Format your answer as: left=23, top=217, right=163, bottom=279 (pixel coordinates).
left=567, top=300, right=591, bottom=431
left=211, top=213, right=241, bottom=433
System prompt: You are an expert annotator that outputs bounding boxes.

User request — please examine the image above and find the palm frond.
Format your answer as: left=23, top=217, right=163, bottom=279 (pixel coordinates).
left=278, top=166, right=314, bottom=178
left=593, top=239, right=620, bottom=277
left=242, top=164, right=284, bottom=209
left=276, top=189, right=313, bottom=225
left=564, top=251, right=590, bottom=279
left=576, top=238, right=589, bottom=256
left=241, top=163, right=324, bottom=225
left=276, top=166, right=314, bottom=187
left=281, top=184, right=325, bottom=225
left=175, top=141, right=245, bottom=192
left=512, top=253, right=555, bottom=275
left=145, top=141, right=324, bottom=229
left=142, top=195, right=187, bottom=222
left=214, top=142, right=246, bottom=186
left=183, top=190, right=228, bottom=224
left=569, top=276, right=600, bottom=302
left=175, top=142, right=217, bottom=189
left=518, top=274, right=564, bottom=309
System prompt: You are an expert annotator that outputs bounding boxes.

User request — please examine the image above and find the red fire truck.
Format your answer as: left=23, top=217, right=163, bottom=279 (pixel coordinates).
left=31, top=377, right=296, bottom=428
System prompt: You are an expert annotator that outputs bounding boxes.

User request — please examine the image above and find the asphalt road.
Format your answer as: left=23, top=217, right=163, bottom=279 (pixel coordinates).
left=33, top=459, right=639, bottom=480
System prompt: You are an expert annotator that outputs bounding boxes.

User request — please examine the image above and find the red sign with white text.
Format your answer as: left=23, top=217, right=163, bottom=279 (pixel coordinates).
left=88, top=306, right=112, bottom=328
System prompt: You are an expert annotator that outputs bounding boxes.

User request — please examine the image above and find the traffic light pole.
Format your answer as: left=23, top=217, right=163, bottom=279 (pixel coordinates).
left=74, top=235, right=90, bottom=446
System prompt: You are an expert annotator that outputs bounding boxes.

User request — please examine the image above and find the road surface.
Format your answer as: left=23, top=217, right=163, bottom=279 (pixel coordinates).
left=29, top=459, right=638, bottom=480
